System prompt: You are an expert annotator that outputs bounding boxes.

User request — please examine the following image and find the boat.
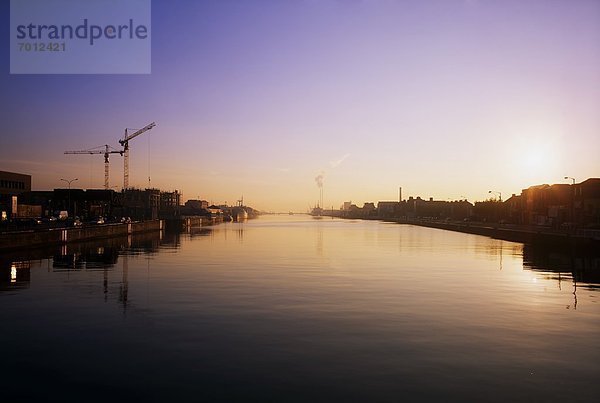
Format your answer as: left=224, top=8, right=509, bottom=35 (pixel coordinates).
left=311, top=205, right=323, bottom=219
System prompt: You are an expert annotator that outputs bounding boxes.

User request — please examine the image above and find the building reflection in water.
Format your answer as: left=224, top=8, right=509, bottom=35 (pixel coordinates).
left=50, top=235, right=156, bottom=311
left=0, top=230, right=172, bottom=311
left=522, top=243, right=600, bottom=286
left=52, top=246, right=119, bottom=271
left=2, top=227, right=599, bottom=316
left=189, top=227, right=213, bottom=239
left=316, top=224, right=324, bottom=256
left=120, top=253, right=129, bottom=310
left=158, top=229, right=182, bottom=249
left=522, top=243, right=600, bottom=309
left=235, top=222, right=244, bottom=243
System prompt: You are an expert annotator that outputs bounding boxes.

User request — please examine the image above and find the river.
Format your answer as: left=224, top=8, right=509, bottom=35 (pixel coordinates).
left=1, top=215, right=599, bottom=402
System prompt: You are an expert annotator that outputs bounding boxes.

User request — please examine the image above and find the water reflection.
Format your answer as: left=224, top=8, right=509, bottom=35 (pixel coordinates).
left=0, top=230, right=170, bottom=296
left=53, top=247, right=118, bottom=271
left=157, top=229, right=181, bottom=249
left=0, top=260, right=31, bottom=291
left=2, top=226, right=599, bottom=296
left=316, top=222, right=324, bottom=256
left=0, top=217, right=599, bottom=401
left=521, top=243, right=600, bottom=310
left=189, top=227, right=213, bottom=239
left=120, top=253, right=129, bottom=309
left=523, top=243, right=600, bottom=288
left=235, top=221, right=245, bottom=242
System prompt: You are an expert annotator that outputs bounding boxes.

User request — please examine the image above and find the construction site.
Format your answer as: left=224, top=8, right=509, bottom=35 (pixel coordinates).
left=0, top=121, right=261, bottom=251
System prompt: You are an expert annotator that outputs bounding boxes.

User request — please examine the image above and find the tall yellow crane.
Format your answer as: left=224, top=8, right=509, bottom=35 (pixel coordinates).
left=64, top=145, right=123, bottom=190
left=119, top=122, right=156, bottom=190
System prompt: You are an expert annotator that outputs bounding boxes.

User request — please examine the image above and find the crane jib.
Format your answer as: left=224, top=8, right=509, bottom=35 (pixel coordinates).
left=63, top=122, right=155, bottom=190
left=121, top=122, right=155, bottom=190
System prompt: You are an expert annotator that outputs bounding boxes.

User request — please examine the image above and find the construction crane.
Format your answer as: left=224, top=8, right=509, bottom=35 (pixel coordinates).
left=64, top=145, right=123, bottom=190
left=119, top=122, right=156, bottom=190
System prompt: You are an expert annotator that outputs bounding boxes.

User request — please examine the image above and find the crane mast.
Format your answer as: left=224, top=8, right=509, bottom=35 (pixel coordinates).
left=119, top=122, right=156, bottom=189
left=64, top=145, right=123, bottom=190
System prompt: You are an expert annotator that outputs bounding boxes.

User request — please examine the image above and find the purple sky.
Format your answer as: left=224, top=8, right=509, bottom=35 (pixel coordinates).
left=2, top=0, right=599, bottom=211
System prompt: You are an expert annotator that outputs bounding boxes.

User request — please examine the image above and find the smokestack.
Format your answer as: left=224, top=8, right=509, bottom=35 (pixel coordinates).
left=315, top=173, right=324, bottom=208
left=315, top=173, right=324, bottom=188
left=399, top=187, right=402, bottom=203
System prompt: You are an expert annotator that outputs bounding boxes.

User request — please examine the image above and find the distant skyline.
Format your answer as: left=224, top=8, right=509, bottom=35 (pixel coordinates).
left=1, top=0, right=599, bottom=211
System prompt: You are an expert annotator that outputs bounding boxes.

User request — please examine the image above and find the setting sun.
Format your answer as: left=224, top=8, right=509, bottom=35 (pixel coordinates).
left=522, top=148, right=548, bottom=171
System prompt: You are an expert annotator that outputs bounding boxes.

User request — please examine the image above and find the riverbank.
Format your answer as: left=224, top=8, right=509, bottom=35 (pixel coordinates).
left=164, top=215, right=222, bottom=231
left=325, top=214, right=600, bottom=246
left=0, top=220, right=164, bottom=251
left=0, top=214, right=240, bottom=251
left=401, top=219, right=600, bottom=246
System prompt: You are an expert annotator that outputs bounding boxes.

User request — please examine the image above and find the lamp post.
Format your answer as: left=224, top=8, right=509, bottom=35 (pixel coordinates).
left=564, top=176, right=575, bottom=185
left=60, top=178, right=78, bottom=217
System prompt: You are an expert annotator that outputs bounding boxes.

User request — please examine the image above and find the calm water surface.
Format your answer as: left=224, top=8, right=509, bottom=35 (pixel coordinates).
left=1, top=215, right=599, bottom=402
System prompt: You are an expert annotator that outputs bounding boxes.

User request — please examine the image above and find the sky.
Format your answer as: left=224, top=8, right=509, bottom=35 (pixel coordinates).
left=1, top=0, right=599, bottom=212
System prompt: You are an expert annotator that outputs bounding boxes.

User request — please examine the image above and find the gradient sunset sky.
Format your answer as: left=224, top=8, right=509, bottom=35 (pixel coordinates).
left=1, top=0, right=599, bottom=211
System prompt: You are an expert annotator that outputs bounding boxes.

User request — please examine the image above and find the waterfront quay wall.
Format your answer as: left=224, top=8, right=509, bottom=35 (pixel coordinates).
left=324, top=212, right=599, bottom=246
left=386, top=219, right=600, bottom=246
left=0, top=220, right=162, bottom=251
left=164, top=216, right=222, bottom=231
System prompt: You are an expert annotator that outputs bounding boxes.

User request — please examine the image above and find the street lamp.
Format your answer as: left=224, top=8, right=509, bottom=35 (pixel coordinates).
left=488, top=190, right=502, bottom=202
left=60, top=178, right=78, bottom=216
left=564, top=176, right=575, bottom=185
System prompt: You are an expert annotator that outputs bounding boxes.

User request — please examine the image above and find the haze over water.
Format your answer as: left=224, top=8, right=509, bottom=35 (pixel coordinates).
left=1, top=215, right=599, bottom=401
